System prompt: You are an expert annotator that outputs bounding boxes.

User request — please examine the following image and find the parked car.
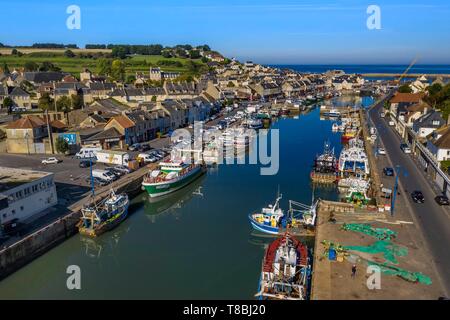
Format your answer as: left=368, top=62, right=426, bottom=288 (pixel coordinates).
left=383, top=167, right=394, bottom=176
left=41, top=157, right=61, bottom=164
left=400, top=143, right=412, bottom=154
left=79, top=160, right=95, bottom=168
left=435, top=195, right=450, bottom=206
left=411, top=191, right=425, bottom=203
left=129, top=143, right=141, bottom=151
left=93, top=177, right=110, bottom=186
left=137, top=153, right=157, bottom=163
left=389, top=120, right=395, bottom=126
left=114, top=165, right=132, bottom=174
left=378, top=148, right=386, bottom=155
left=105, top=167, right=124, bottom=178
left=380, top=112, right=385, bottom=118
left=138, top=144, right=151, bottom=152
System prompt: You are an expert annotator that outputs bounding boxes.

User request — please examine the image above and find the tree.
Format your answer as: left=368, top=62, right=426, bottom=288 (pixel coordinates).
left=24, top=61, right=39, bottom=71
left=38, top=92, right=54, bottom=111
left=11, top=48, right=18, bottom=55
left=2, top=62, right=10, bottom=74
left=189, top=50, right=201, bottom=59
left=126, top=75, right=136, bottom=84
left=3, top=97, right=14, bottom=113
left=56, top=96, right=72, bottom=112
left=55, top=137, right=69, bottom=154
left=111, top=59, right=125, bottom=81
left=162, top=50, right=172, bottom=58
left=97, top=58, right=112, bottom=76
left=64, top=49, right=76, bottom=58
left=39, top=61, right=60, bottom=72
left=398, top=84, right=412, bottom=93
left=71, top=94, right=83, bottom=110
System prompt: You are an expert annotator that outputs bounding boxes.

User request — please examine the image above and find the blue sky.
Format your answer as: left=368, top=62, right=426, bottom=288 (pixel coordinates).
left=2, top=0, right=450, bottom=64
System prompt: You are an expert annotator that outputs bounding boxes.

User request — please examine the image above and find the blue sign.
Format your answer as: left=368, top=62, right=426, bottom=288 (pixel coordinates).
left=60, top=133, right=77, bottom=145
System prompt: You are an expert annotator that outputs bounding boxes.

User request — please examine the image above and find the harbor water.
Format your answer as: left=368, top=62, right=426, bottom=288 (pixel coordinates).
left=0, top=96, right=374, bottom=299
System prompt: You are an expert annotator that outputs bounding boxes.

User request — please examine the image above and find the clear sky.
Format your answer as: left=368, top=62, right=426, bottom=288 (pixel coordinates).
left=2, top=0, right=450, bottom=64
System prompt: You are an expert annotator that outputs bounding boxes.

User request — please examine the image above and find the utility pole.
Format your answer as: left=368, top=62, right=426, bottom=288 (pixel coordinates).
left=391, top=165, right=401, bottom=216
left=45, top=109, right=55, bottom=154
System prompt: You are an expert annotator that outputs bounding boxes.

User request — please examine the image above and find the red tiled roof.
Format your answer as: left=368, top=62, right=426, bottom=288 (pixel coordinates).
left=390, top=92, right=424, bottom=104
left=50, top=119, right=67, bottom=129
left=109, top=115, right=135, bottom=129
left=5, top=116, right=46, bottom=129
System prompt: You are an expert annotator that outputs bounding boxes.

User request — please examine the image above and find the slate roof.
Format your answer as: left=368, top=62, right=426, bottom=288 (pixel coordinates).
left=84, top=127, right=122, bottom=141
left=23, top=72, right=66, bottom=84
left=413, top=110, right=445, bottom=129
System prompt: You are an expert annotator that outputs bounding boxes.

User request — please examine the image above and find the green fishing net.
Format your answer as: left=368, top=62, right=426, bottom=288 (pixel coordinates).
left=344, top=240, right=407, bottom=264
left=368, top=261, right=432, bottom=285
left=341, top=223, right=397, bottom=240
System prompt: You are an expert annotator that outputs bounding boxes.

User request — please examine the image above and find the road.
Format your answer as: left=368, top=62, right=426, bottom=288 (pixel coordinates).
left=369, top=101, right=450, bottom=295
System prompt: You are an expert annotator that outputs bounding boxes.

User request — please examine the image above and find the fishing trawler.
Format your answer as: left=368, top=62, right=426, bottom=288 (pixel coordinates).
left=249, top=193, right=285, bottom=234
left=255, top=233, right=311, bottom=300
left=78, top=189, right=129, bottom=237
left=249, top=193, right=317, bottom=235
left=311, top=141, right=337, bottom=174
left=142, top=160, right=205, bottom=198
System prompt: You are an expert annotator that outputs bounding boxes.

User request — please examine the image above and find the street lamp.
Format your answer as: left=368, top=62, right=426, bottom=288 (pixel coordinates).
left=391, top=165, right=408, bottom=216
left=24, top=131, right=30, bottom=155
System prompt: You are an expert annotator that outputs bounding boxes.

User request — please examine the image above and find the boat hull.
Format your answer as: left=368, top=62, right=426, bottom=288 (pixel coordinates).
left=78, top=203, right=129, bottom=237
left=248, top=215, right=280, bottom=235
left=143, top=166, right=205, bottom=198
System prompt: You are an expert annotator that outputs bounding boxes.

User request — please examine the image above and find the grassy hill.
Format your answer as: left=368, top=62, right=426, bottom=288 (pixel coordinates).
left=0, top=51, right=208, bottom=78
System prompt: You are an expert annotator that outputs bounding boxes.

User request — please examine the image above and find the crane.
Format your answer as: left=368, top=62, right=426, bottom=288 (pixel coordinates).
left=395, top=56, right=419, bottom=84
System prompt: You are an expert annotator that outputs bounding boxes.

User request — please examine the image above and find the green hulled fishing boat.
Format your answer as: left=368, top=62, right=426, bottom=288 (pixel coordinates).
left=142, top=160, right=205, bottom=198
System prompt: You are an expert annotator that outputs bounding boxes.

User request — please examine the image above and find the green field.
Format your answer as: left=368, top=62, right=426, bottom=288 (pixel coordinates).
left=0, top=53, right=206, bottom=78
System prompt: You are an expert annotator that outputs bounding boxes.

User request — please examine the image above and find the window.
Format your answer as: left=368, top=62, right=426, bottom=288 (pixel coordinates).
left=12, top=210, right=15, bottom=215
left=20, top=206, right=24, bottom=211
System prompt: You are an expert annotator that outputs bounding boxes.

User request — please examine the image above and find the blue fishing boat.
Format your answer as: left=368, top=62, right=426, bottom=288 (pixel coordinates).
left=248, top=194, right=286, bottom=235
left=77, top=160, right=130, bottom=237
left=249, top=193, right=317, bottom=235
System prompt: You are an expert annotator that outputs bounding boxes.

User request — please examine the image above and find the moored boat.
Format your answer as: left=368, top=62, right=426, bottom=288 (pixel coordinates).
left=323, top=107, right=341, bottom=118
left=255, top=233, right=311, bottom=300
left=78, top=189, right=129, bottom=237
left=142, top=160, right=205, bottom=198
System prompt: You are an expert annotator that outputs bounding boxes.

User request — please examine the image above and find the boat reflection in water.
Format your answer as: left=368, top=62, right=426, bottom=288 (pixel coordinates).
left=79, top=225, right=131, bottom=259
left=143, top=175, right=206, bottom=222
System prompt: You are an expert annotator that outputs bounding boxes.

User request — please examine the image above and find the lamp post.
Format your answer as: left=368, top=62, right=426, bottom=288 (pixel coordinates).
left=391, top=165, right=408, bottom=216
left=24, top=131, right=30, bottom=155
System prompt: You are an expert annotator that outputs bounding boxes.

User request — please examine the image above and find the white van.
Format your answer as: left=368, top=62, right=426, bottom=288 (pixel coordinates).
left=75, top=147, right=101, bottom=159
left=92, top=169, right=114, bottom=182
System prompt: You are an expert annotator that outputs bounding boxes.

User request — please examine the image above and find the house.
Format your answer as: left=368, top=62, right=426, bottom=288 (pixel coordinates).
left=23, top=71, right=67, bottom=85
left=104, top=109, right=156, bottom=146
left=389, top=92, right=424, bottom=118
left=5, top=115, right=48, bottom=154
left=427, top=126, right=450, bottom=162
left=412, top=110, right=446, bottom=138
left=399, top=101, right=430, bottom=127
left=409, top=76, right=429, bottom=93
left=249, top=81, right=282, bottom=100
left=149, top=68, right=180, bottom=81
left=82, top=127, right=125, bottom=150
left=8, top=87, right=32, bottom=109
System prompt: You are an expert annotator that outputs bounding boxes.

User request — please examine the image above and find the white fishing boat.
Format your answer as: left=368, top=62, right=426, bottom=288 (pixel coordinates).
left=338, top=147, right=370, bottom=176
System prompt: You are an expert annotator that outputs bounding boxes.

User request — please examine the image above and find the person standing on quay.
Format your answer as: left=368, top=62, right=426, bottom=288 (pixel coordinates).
left=351, top=264, right=357, bottom=278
